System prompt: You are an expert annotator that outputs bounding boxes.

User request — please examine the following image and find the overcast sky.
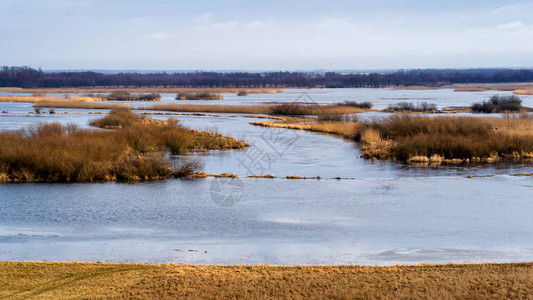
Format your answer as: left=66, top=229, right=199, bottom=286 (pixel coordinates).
left=1, top=0, right=532, bottom=70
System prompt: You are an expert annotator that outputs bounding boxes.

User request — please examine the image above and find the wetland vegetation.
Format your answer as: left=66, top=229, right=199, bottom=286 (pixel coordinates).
left=175, top=92, right=223, bottom=100
left=471, top=95, right=523, bottom=113
left=252, top=114, right=533, bottom=163
left=0, top=109, right=247, bottom=182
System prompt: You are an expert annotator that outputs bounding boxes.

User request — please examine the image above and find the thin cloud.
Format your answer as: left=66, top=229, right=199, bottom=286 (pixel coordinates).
left=496, top=21, right=523, bottom=29
left=145, top=32, right=169, bottom=39
left=197, top=12, right=212, bottom=23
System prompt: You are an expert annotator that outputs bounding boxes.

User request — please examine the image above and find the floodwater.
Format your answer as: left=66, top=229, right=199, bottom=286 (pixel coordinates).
left=111, top=88, right=533, bottom=109
left=0, top=88, right=532, bottom=265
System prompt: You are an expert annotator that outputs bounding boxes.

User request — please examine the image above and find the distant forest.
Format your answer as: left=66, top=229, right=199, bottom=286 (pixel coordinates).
left=1, top=66, right=533, bottom=88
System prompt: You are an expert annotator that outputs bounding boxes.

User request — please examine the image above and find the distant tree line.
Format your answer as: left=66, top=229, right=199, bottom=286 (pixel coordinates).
left=1, top=66, right=533, bottom=88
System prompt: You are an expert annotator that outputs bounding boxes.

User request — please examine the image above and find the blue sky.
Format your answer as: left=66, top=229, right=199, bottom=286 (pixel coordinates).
left=1, top=0, right=532, bottom=70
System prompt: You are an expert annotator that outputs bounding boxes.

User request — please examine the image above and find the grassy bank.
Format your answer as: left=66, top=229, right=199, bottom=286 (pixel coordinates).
left=0, top=262, right=532, bottom=299
left=0, top=110, right=247, bottom=182
left=251, top=115, right=533, bottom=162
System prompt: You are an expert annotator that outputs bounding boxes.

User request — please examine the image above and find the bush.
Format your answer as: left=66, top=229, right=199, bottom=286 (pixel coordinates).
left=237, top=90, right=249, bottom=96
left=471, top=95, right=522, bottom=113
left=107, top=91, right=137, bottom=100
left=89, top=109, right=139, bottom=128
left=337, top=101, right=373, bottom=109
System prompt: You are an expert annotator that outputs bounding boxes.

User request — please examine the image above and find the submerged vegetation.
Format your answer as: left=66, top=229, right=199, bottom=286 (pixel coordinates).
left=471, top=95, right=522, bottom=113
left=0, top=110, right=247, bottom=183
left=176, top=92, right=223, bottom=100
left=252, top=114, right=533, bottom=163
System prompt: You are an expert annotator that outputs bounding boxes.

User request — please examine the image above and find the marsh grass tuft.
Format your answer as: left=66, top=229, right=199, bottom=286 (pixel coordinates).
left=251, top=114, right=533, bottom=162
left=176, top=92, right=223, bottom=100
left=337, top=100, right=373, bottom=109
left=0, top=111, right=247, bottom=182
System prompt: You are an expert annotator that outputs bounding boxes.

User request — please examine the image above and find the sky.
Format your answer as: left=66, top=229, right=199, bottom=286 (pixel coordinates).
left=1, top=0, right=533, bottom=70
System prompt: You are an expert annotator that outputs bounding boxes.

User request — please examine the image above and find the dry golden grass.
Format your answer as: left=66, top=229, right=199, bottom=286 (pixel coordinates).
left=250, top=120, right=361, bottom=140
left=247, top=89, right=284, bottom=94
left=1, top=94, right=368, bottom=117
left=1, top=262, right=533, bottom=299
left=191, top=171, right=238, bottom=178
left=0, top=95, right=100, bottom=103
left=0, top=110, right=247, bottom=182
left=514, top=89, right=533, bottom=95
left=146, top=104, right=366, bottom=116
left=446, top=83, right=533, bottom=93
left=0, top=87, right=286, bottom=94
left=251, top=115, right=533, bottom=162
left=33, top=101, right=129, bottom=110
left=454, top=87, right=488, bottom=92
left=146, top=104, right=272, bottom=114
left=248, top=174, right=276, bottom=178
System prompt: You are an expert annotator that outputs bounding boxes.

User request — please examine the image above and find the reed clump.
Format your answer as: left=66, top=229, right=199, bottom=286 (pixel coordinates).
left=0, top=95, right=100, bottom=103
left=251, top=115, right=533, bottom=162
left=89, top=91, right=162, bottom=101
left=366, top=115, right=533, bottom=161
left=514, top=89, right=533, bottom=95
left=34, top=101, right=129, bottom=110
left=176, top=92, right=223, bottom=100
left=89, top=109, right=139, bottom=128
left=269, top=103, right=366, bottom=116
left=337, top=100, right=373, bottom=109
left=146, top=104, right=272, bottom=114
left=0, top=111, right=247, bottom=182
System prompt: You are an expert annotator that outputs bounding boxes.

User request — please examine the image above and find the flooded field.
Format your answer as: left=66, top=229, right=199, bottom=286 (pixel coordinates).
left=0, top=88, right=532, bottom=265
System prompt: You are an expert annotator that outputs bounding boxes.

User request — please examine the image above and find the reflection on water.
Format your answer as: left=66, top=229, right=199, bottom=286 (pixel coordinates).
left=0, top=88, right=532, bottom=265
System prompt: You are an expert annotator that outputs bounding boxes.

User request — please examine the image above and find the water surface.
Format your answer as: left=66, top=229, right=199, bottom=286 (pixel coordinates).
left=0, top=88, right=532, bottom=265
